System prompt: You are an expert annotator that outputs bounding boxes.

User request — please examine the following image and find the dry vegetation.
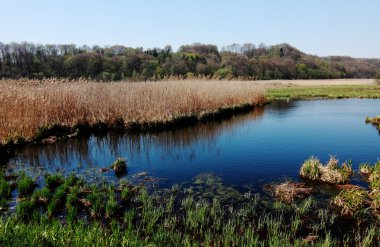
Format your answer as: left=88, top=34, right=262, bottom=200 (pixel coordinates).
left=0, top=79, right=266, bottom=142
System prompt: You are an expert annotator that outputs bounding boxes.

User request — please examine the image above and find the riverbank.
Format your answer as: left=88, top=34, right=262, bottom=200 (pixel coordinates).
left=267, top=84, right=380, bottom=100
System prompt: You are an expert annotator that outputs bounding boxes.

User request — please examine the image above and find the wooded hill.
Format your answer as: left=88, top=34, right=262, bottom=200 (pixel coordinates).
left=1, top=42, right=379, bottom=80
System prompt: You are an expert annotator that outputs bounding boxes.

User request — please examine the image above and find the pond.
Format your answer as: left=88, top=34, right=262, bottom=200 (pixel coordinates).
left=5, top=99, right=380, bottom=190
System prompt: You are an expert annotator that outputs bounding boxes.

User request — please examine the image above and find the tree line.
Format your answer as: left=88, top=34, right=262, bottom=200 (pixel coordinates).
left=0, top=42, right=379, bottom=81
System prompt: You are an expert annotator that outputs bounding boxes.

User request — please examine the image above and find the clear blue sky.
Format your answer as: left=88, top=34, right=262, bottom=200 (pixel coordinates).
left=1, top=0, right=379, bottom=58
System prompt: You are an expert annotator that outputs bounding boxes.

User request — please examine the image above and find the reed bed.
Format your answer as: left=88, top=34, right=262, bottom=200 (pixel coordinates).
left=0, top=78, right=266, bottom=143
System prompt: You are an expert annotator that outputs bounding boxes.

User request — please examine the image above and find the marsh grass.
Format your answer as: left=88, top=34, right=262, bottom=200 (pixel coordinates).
left=366, top=116, right=380, bottom=130
left=0, top=174, right=11, bottom=199
left=332, top=188, right=370, bottom=217
left=360, top=162, right=374, bottom=176
left=267, top=85, right=380, bottom=100
left=369, top=162, right=380, bottom=190
left=17, top=172, right=35, bottom=197
left=300, top=156, right=353, bottom=184
left=111, top=158, right=127, bottom=176
left=0, top=79, right=265, bottom=144
left=44, top=173, right=64, bottom=191
left=1, top=171, right=380, bottom=246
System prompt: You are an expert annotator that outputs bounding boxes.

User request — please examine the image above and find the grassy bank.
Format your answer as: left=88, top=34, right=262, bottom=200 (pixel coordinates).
left=1, top=170, right=379, bottom=246
left=267, top=85, right=380, bottom=100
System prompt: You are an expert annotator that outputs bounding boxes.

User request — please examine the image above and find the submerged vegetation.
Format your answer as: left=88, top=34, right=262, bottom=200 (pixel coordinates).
left=1, top=169, right=380, bottom=246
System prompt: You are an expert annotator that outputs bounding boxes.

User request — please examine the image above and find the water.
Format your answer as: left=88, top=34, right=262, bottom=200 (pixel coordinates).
left=5, top=99, right=380, bottom=189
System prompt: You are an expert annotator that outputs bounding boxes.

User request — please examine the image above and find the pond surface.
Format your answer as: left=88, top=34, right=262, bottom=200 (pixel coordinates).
left=6, top=99, right=380, bottom=189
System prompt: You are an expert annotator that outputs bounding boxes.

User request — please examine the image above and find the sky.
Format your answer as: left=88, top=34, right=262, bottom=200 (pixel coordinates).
left=1, top=0, right=379, bottom=58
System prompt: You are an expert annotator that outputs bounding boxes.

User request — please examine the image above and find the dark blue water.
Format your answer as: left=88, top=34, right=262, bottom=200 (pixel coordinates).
left=6, top=99, right=380, bottom=188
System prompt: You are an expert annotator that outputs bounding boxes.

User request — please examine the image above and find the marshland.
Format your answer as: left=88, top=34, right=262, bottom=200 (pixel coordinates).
left=1, top=76, right=380, bottom=246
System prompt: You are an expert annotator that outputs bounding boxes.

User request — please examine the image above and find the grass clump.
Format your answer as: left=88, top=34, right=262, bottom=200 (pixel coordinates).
left=32, top=187, right=51, bottom=206
left=111, top=158, right=127, bottom=176
left=332, top=188, right=369, bottom=216
left=369, top=163, right=380, bottom=190
left=369, top=190, right=380, bottom=214
left=366, top=116, right=380, bottom=130
left=300, top=156, right=353, bottom=184
left=299, top=156, right=321, bottom=180
left=0, top=174, right=11, bottom=199
left=17, top=172, right=35, bottom=197
left=44, top=173, right=64, bottom=191
left=360, top=162, right=374, bottom=176
left=16, top=200, right=36, bottom=222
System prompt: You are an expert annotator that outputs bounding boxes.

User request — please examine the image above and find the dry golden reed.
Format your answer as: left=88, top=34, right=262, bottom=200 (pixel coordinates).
left=0, top=78, right=266, bottom=142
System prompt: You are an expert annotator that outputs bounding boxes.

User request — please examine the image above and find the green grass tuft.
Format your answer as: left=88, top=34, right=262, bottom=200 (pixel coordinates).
left=17, top=172, right=35, bottom=197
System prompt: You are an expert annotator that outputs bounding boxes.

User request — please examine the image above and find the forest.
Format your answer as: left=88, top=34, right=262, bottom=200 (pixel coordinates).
left=0, top=42, right=379, bottom=81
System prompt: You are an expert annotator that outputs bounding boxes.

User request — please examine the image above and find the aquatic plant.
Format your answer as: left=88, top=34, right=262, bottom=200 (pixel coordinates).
left=366, top=116, right=380, bottom=130
left=300, top=156, right=322, bottom=180
left=111, top=158, right=127, bottom=175
left=16, top=200, right=35, bottom=222
left=17, top=172, right=35, bottom=197
left=0, top=175, right=11, bottom=199
left=44, top=173, right=64, bottom=191
left=264, top=181, right=314, bottom=203
left=32, top=187, right=51, bottom=206
left=300, top=156, right=353, bottom=184
left=105, top=195, right=119, bottom=219
left=369, top=190, right=380, bottom=214
left=331, top=188, right=369, bottom=216
left=0, top=79, right=265, bottom=145
left=359, top=162, right=374, bottom=176
left=369, top=163, right=380, bottom=190
left=121, top=187, right=130, bottom=202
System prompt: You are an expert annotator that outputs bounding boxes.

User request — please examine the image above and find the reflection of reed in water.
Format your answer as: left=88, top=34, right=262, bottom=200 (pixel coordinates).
left=9, top=107, right=265, bottom=173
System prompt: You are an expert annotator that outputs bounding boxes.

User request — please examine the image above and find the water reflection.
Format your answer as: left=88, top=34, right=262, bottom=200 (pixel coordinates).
left=7, top=99, right=380, bottom=188
left=10, top=106, right=266, bottom=177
